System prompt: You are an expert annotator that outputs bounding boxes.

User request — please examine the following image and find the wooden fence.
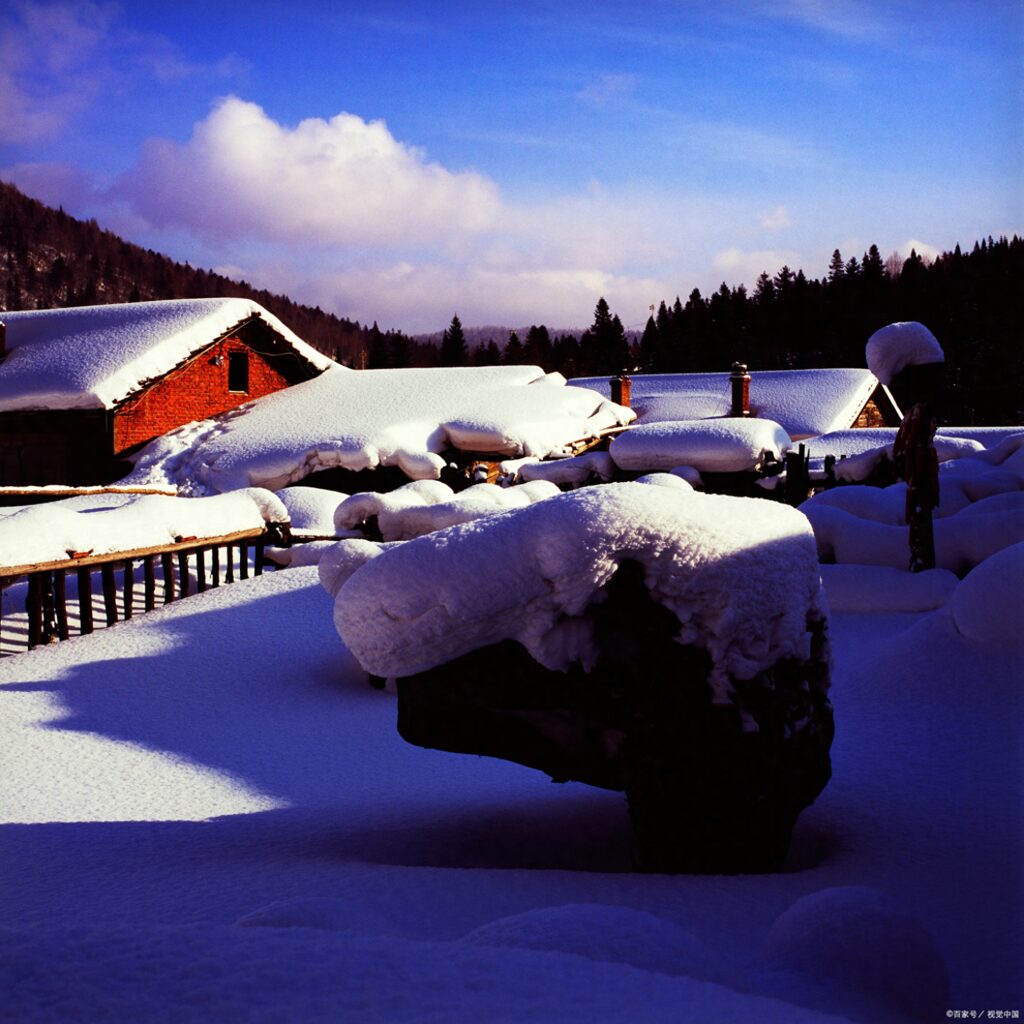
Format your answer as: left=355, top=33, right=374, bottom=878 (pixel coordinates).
left=0, top=525, right=287, bottom=655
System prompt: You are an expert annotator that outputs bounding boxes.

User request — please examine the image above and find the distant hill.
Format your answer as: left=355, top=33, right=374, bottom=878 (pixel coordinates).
left=0, top=181, right=377, bottom=364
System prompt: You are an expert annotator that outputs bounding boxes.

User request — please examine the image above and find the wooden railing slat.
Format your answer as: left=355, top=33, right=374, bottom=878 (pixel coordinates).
left=78, top=567, right=93, bottom=635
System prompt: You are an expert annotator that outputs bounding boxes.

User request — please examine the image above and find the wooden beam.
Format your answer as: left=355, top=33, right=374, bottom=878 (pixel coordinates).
left=123, top=559, right=134, bottom=620
left=55, top=570, right=69, bottom=641
left=144, top=556, right=156, bottom=612
left=27, top=573, right=43, bottom=649
left=101, top=563, right=118, bottom=626
left=78, top=567, right=93, bottom=634
left=161, top=552, right=175, bottom=603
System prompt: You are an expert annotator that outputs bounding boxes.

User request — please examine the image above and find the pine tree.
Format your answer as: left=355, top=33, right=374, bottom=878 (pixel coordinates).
left=439, top=314, right=468, bottom=366
left=503, top=330, right=524, bottom=364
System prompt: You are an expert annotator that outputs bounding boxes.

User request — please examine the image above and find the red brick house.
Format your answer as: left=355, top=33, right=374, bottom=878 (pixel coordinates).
left=0, top=298, right=334, bottom=486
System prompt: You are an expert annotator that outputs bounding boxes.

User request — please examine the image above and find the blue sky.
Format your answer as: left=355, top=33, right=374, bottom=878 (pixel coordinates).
left=1, top=1, right=1021, bottom=332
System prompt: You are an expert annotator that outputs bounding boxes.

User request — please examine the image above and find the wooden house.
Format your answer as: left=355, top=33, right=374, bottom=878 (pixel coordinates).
left=572, top=367, right=902, bottom=439
left=0, top=298, right=334, bottom=486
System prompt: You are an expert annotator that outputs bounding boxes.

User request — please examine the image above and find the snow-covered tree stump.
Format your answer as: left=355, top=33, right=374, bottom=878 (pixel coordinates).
left=328, top=483, right=834, bottom=874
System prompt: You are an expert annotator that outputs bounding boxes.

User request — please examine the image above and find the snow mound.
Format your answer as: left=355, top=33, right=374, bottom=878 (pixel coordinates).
left=332, top=483, right=825, bottom=704
left=0, top=488, right=286, bottom=569
left=0, top=297, right=334, bottom=412
left=634, top=473, right=694, bottom=491
left=237, top=897, right=392, bottom=936
left=609, top=419, right=791, bottom=473
left=516, top=451, right=615, bottom=487
left=865, top=322, right=944, bottom=385
left=335, top=479, right=558, bottom=541
left=759, top=886, right=949, bottom=1022
left=461, top=904, right=705, bottom=978
left=950, top=541, right=1024, bottom=647
left=804, top=502, right=1024, bottom=574
left=318, top=538, right=397, bottom=595
left=125, top=365, right=633, bottom=494
left=819, top=565, right=957, bottom=613
left=265, top=539, right=340, bottom=569
left=274, top=486, right=350, bottom=537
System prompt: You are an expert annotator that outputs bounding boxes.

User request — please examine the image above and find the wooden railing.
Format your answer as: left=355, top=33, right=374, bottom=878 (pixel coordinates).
left=0, top=524, right=288, bottom=654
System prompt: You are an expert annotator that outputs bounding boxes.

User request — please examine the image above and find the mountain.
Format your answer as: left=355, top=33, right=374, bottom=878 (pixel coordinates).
left=0, top=181, right=375, bottom=364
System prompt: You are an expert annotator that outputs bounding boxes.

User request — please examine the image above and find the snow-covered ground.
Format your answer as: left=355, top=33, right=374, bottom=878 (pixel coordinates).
left=2, top=539, right=1020, bottom=1021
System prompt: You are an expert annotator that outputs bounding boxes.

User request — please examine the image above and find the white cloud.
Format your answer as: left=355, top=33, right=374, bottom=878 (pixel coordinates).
left=759, top=205, right=793, bottom=231
left=115, top=97, right=502, bottom=247
left=712, top=247, right=803, bottom=287
left=897, top=238, right=941, bottom=263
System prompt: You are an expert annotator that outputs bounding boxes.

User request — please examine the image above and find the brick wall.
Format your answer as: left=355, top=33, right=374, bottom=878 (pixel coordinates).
left=113, top=331, right=295, bottom=453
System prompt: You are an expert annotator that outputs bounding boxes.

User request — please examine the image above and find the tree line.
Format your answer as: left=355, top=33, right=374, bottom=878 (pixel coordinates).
left=1, top=180, right=1019, bottom=424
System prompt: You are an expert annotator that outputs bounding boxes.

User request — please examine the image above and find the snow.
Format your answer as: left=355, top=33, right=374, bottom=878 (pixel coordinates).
left=1, top=544, right=1020, bottom=1020
left=333, top=478, right=559, bottom=541
left=0, top=488, right=286, bottom=570
left=330, top=483, right=824, bottom=704
left=819, top=565, right=958, bottom=613
left=609, top=417, right=792, bottom=473
left=949, top=541, right=1024, bottom=647
left=0, top=298, right=333, bottom=411
left=865, top=322, right=944, bottom=385
left=272, top=486, right=348, bottom=538
left=512, top=450, right=616, bottom=487
left=124, top=365, right=632, bottom=493
left=571, top=369, right=890, bottom=438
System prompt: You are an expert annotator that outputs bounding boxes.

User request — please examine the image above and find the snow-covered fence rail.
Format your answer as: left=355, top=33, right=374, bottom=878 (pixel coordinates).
left=0, top=525, right=285, bottom=653
left=0, top=488, right=290, bottom=655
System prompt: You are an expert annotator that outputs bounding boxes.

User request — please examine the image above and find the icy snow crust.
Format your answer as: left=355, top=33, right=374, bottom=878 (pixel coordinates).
left=0, top=298, right=334, bottom=411
left=571, top=369, right=886, bottom=438
left=0, top=488, right=286, bottom=569
left=332, top=483, right=824, bottom=702
left=865, top=321, right=944, bottom=385
left=609, top=417, right=792, bottom=473
left=126, top=365, right=633, bottom=494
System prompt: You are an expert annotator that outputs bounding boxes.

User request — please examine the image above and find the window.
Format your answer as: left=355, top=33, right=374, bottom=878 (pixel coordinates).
left=227, top=351, right=249, bottom=393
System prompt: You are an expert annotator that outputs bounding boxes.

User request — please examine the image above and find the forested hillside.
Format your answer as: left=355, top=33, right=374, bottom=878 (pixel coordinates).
left=1, top=180, right=1020, bottom=423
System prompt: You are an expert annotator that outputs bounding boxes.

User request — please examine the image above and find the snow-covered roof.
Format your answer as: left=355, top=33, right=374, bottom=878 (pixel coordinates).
left=0, top=298, right=335, bottom=412
left=570, top=369, right=896, bottom=438
left=125, top=366, right=634, bottom=494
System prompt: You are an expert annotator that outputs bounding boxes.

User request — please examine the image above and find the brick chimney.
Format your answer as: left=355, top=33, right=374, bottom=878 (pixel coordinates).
left=729, top=362, right=751, bottom=416
left=610, top=372, right=631, bottom=409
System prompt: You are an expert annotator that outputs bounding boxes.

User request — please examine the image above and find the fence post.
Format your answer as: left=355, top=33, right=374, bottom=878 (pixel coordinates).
left=78, top=567, right=94, bottom=634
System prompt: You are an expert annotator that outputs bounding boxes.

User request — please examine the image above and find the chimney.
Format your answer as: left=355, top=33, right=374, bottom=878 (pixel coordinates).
left=729, top=362, right=750, bottom=417
left=609, top=372, right=631, bottom=408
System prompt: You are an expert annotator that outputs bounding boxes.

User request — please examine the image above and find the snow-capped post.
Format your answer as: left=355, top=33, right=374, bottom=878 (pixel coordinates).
left=610, top=371, right=632, bottom=409
left=893, top=404, right=939, bottom=572
left=729, top=362, right=751, bottom=417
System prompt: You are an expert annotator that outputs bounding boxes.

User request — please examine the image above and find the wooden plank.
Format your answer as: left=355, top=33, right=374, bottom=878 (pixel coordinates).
left=161, top=552, right=175, bottom=603
left=101, top=563, right=118, bottom=626
left=27, top=573, right=43, bottom=649
left=0, top=527, right=271, bottom=579
left=239, top=541, right=249, bottom=580
left=225, top=545, right=234, bottom=584
left=196, top=548, right=207, bottom=593
left=254, top=542, right=264, bottom=576
left=123, top=559, right=134, bottom=620
left=212, top=546, right=220, bottom=587
left=177, top=552, right=190, bottom=597
left=78, top=567, right=94, bottom=634
left=55, top=570, right=69, bottom=641
left=41, top=572, right=57, bottom=644
left=144, top=556, right=156, bottom=612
